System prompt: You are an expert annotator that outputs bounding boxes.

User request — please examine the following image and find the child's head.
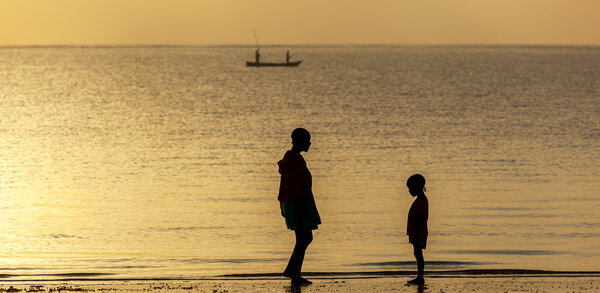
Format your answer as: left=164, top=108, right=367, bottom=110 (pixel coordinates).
left=406, top=174, right=426, bottom=197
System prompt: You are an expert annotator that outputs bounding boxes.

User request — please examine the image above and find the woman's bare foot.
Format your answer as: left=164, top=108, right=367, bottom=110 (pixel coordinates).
left=406, top=277, right=425, bottom=285
left=291, top=277, right=312, bottom=285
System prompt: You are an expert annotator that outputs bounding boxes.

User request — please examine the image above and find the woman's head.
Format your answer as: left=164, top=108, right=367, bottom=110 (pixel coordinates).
left=406, top=174, right=426, bottom=197
left=291, top=128, right=311, bottom=152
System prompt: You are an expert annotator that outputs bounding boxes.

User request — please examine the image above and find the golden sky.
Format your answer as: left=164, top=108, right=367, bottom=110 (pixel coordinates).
left=1, top=0, right=599, bottom=45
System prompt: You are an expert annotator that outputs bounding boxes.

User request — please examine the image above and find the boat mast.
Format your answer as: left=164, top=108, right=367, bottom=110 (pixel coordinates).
left=253, top=29, right=260, bottom=51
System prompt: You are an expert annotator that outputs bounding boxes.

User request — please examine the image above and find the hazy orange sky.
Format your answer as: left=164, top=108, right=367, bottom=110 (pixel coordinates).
left=1, top=0, right=599, bottom=45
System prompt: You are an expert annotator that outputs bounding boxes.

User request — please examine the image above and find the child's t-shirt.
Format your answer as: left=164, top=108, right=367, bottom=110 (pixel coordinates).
left=407, top=195, right=429, bottom=248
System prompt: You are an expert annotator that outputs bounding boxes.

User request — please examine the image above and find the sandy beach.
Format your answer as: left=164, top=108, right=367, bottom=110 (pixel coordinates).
left=1, top=273, right=599, bottom=293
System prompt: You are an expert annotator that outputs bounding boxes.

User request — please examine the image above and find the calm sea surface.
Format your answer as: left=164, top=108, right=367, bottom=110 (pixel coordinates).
left=0, top=45, right=599, bottom=279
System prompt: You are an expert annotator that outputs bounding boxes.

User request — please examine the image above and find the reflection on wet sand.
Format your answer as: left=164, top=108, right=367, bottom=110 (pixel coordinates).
left=3, top=277, right=599, bottom=292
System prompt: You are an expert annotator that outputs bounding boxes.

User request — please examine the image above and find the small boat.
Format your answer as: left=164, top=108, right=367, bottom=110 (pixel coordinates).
left=247, top=31, right=301, bottom=67
left=246, top=60, right=302, bottom=67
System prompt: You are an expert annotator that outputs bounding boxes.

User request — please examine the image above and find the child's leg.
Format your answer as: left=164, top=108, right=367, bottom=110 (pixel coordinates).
left=413, top=245, right=424, bottom=279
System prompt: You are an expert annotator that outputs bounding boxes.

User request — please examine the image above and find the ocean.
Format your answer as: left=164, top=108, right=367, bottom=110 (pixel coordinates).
left=0, top=45, right=598, bottom=279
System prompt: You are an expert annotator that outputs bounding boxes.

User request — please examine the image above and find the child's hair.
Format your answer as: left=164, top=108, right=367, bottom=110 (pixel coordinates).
left=406, top=174, right=426, bottom=189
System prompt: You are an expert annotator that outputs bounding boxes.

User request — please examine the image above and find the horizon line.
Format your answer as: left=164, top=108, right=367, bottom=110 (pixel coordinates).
left=1, top=43, right=600, bottom=49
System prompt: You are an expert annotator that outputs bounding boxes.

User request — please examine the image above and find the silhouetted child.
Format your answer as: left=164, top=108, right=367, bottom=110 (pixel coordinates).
left=406, top=174, right=429, bottom=285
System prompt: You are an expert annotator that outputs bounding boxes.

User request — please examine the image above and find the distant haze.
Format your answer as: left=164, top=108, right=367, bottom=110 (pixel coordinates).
left=1, top=0, right=599, bottom=46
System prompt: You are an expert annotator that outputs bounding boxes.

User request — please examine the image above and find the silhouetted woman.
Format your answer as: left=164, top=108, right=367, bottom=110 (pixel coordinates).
left=278, top=128, right=321, bottom=285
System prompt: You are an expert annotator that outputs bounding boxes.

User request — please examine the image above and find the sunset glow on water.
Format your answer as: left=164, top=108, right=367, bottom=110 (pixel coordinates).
left=0, top=46, right=598, bottom=279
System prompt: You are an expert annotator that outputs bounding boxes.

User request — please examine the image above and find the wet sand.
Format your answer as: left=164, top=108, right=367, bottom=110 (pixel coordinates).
left=1, top=274, right=599, bottom=293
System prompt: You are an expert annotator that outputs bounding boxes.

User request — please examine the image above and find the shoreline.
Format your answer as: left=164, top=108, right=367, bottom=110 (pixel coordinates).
left=1, top=276, right=600, bottom=293
left=223, top=269, right=600, bottom=278
left=1, top=269, right=599, bottom=282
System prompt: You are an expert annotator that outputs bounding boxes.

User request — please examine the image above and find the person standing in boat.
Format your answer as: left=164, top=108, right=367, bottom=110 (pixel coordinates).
left=286, top=50, right=291, bottom=64
left=255, top=49, right=260, bottom=64
left=278, top=128, right=321, bottom=286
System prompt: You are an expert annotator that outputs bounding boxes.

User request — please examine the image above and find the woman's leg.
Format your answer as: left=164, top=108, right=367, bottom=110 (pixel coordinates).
left=284, top=230, right=313, bottom=278
left=283, top=251, right=294, bottom=277
left=292, top=230, right=313, bottom=277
